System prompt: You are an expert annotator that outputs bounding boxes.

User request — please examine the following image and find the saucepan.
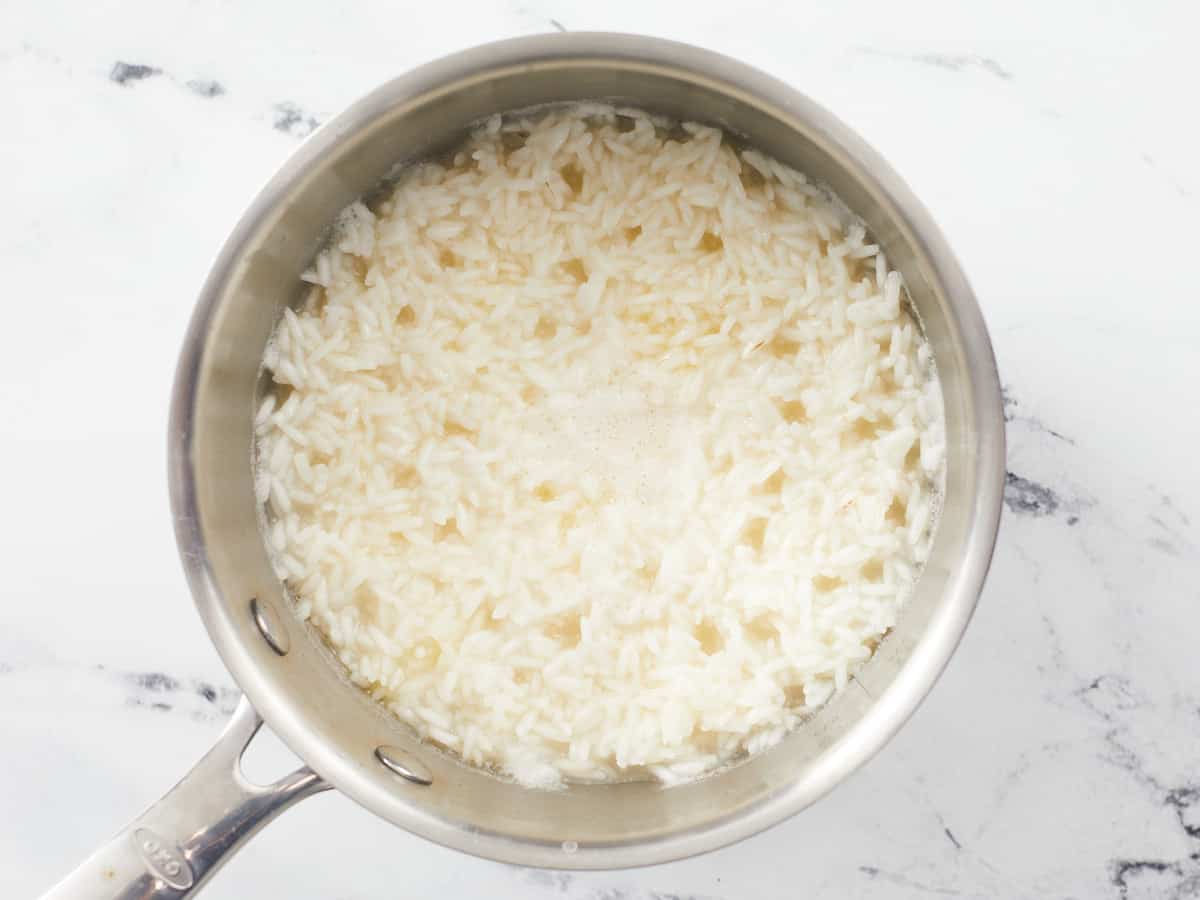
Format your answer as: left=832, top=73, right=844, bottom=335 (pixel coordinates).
left=41, top=32, right=1004, bottom=898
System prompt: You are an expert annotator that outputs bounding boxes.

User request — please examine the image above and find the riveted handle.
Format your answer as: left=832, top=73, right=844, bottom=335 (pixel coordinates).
left=39, top=696, right=329, bottom=899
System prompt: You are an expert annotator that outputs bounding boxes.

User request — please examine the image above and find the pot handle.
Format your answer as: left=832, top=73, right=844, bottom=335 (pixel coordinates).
left=39, top=695, right=330, bottom=899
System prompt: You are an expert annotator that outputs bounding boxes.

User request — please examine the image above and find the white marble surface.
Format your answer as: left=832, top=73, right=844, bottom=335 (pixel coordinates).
left=2, top=1, right=1198, bottom=897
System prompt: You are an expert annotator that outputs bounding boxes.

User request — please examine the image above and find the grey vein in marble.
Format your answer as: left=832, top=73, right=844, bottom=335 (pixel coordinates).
left=113, top=667, right=239, bottom=718
left=186, top=78, right=225, bottom=98
left=107, top=57, right=225, bottom=102
left=1146, top=496, right=1197, bottom=559
left=1003, top=471, right=1061, bottom=518
left=109, top=60, right=161, bottom=85
left=523, top=868, right=575, bottom=893
left=273, top=101, right=321, bottom=137
left=859, top=865, right=961, bottom=896
left=599, top=890, right=722, bottom=900
left=1167, top=788, right=1200, bottom=840
left=1001, top=386, right=1096, bottom=523
left=911, top=53, right=1011, bottom=80
left=1141, top=153, right=1193, bottom=199
left=1110, top=859, right=1188, bottom=899
left=518, top=868, right=724, bottom=900
left=1003, top=385, right=1074, bottom=445
left=1071, top=673, right=1200, bottom=896
left=855, top=47, right=1012, bottom=79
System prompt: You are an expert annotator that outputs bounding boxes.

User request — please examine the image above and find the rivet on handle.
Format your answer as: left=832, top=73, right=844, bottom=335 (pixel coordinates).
left=375, top=746, right=433, bottom=786
left=250, top=597, right=290, bottom=656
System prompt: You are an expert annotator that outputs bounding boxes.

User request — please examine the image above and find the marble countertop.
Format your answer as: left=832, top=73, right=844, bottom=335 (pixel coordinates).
left=2, top=1, right=1197, bottom=897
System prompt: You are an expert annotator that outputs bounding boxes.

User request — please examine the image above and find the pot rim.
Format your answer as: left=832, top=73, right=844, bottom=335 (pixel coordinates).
left=169, top=31, right=1005, bottom=869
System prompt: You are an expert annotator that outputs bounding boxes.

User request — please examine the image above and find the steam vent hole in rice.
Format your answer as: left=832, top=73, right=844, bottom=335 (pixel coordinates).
left=255, top=104, right=946, bottom=787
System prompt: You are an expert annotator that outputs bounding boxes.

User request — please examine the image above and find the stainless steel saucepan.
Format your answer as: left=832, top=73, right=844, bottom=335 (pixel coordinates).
left=41, top=33, right=1004, bottom=898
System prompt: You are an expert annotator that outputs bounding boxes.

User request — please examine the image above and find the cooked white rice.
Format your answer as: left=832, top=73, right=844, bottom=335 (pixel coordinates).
left=256, top=104, right=945, bottom=787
